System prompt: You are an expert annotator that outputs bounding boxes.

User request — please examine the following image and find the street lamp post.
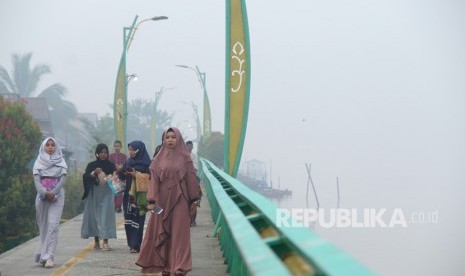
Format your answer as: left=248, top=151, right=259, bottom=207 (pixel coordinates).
left=191, top=102, right=202, bottom=143
left=175, top=65, right=212, bottom=142
left=127, top=16, right=169, bottom=50
left=114, top=15, right=168, bottom=151
left=150, top=86, right=175, bottom=153
left=176, top=120, right=195, bottom=141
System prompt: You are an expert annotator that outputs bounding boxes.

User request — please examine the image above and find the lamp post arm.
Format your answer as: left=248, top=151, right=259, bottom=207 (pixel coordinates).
left=176, top=65, right=204, bottom=90
left=194, top=66, right=206, bottom=90
left=155, top=87, right=165, bottom=107
left=175, top=64, right=211, bottom=139
left=127, top=18, right=151, bottom=50
left=124, top=16, right=139, bottom=52
left=127, top=16, right=168, bottom=50
left=151, top=86, right=164, bottom=153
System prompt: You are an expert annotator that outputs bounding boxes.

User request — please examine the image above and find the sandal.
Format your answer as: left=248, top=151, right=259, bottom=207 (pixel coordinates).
left=130, top=248, right=139, bottom=253
left=44, top=259, right=54, bottom=268
left=102, top=243, right=111, bottom=251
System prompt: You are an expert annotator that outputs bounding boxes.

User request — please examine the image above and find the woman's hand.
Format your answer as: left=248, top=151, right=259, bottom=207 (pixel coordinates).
left=45, top=192, right=55, bottom=201
left=125, top=171, right=136, bottom=177
left=146, top=204, right=155, bottom=211
left=123, top=167, right=135, bottom=177
left=94, top=167, right=102, bottom=175
left=123, top=171, right=136, bottom=177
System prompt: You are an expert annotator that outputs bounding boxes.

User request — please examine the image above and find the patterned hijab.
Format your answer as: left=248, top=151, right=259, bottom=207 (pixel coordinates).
left=125, top=140, right=152, bottom=172
left=33, top=137, right=68, bottom=176
left=150, top=127, right=193, bottom=182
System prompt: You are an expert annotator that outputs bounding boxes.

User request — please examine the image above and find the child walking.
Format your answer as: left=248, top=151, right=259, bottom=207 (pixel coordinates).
left=33, top=137, right=68, bottom=268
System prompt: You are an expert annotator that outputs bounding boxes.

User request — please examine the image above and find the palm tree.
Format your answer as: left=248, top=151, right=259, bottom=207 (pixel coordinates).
left=0, top=53, right=81, bottom=148
left=0, top=53, right=61, bottom=97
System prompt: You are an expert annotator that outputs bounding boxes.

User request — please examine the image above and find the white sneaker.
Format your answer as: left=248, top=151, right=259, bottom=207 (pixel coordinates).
left=44, top=259, right=54, bottom=268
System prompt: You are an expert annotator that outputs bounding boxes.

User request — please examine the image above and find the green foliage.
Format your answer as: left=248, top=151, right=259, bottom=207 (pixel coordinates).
left=0, top=95, right=42, bottom=252
left=0, top=53, right=84, bottom=165
left=62, top=172, right=85, bottom=220
left=198, top=131, right=224, bottom=169
left=0, top=95, right=42, bottom=185
left=0, top=53, right=49, bottom=97
left=0, top=105, right=41, bottom=177
left=81, top=99, right=173, bottom=157
left=127, top=98, right=173, bottom=153
left=81, top=113, right=115, bottom=155
left=0, top=53, right=61, bottom=99
left=0, top=174, right=38, bottom=236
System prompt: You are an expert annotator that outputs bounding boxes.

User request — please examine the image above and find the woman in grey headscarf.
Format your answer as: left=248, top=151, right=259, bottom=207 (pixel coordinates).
left=32, top=137, right=68, bottom=268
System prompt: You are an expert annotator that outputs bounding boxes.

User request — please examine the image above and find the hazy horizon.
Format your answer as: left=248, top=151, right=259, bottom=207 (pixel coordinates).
left=2, top=1, right=464, bottom=275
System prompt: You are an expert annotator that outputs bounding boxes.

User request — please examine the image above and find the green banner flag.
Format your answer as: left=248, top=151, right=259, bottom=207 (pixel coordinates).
left=113, top=55, right=126, bottom=149
left=113, top=16, right=138, bottom=153
left=204, top=90, right=212, bottom=139
left=193, top=102, right=202, bottom=143
left=224, top=0, right=251, bottom=177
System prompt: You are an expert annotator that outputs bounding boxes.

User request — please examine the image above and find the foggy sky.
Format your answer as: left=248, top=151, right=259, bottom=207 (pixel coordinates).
left=1, top=1, right=465, bottom=275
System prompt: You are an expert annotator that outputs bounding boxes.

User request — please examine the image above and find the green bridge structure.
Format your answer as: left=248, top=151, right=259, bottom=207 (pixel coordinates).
left=0, top=158, right=375, bottom=276
left=200, top=158, right=374, bottom=276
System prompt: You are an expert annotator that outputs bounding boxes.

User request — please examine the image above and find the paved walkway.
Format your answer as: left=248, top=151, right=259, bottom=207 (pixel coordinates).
left=0, top=185, right=228, bottom=276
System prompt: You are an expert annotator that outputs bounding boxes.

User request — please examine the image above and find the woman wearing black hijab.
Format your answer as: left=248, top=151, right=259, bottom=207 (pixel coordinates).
left=120, top=140, right=151, bottom=253
left=81, top=143, right=117, bottom=251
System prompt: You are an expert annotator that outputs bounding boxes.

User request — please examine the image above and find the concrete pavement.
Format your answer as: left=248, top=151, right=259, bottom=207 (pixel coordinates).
left=0, top=185, right=227, bottom=276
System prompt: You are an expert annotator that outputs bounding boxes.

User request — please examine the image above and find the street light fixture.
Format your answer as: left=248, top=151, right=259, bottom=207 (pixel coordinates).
left=191, top=102, right=202, bottom=143
left=176, top=119, right=195, bottom=141
left=151, top=86, right=176, bottom=153
left=114, top=15, right=168, bottom=151
left=180, top=100, right=202, bottom=144
left=127, top=16, right=168, bottom=50
left=175, top=64, right=212, bottom=141
left=126, top=73, right=138, bottom=83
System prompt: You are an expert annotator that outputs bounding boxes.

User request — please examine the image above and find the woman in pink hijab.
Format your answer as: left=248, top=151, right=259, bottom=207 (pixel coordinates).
left=136, top=127, right=200, bottom=275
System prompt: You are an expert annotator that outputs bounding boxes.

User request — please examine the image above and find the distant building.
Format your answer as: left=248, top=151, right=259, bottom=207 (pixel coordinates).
left=238, top=159, right=292, bottom=199
left=22, top=97, right=74, bottom=170
left=243, top=159, right=266, bottom=180
left=23, top=97, right=55, bottom=138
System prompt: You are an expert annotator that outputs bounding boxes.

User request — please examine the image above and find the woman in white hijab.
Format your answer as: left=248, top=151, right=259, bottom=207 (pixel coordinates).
left=32, top=137, right=67, bottom=268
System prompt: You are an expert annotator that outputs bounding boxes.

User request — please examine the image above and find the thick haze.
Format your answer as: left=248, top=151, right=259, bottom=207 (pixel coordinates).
left=1, top=1, right=464, bottom=275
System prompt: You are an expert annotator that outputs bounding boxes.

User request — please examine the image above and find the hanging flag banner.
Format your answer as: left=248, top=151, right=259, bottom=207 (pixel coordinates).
left=224, top=0, right=251, bottom=177
left=113, top=16, right=138, bottom=153
left=204, top=91, right=212, bottom=139
left=196, top=67, right=212, bottom=141
left=151, top=87, right=163, bottom=154
left=193, top=102, right=202, bottom=143
left=114, top=55, right=126, bottom=149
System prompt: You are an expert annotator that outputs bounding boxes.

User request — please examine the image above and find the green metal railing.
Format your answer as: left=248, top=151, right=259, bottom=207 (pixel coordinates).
left=200, top=159, right=374, bottom=276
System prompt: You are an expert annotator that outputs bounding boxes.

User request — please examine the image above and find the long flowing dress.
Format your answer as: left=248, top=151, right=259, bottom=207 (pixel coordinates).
left=81, top=144, right=117, bottom=239
left=136, top=127, right=200, bottom=275
left=120, top=140, right=152, bottom=252
left=33, top=137, right=68, bottom=264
